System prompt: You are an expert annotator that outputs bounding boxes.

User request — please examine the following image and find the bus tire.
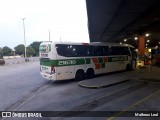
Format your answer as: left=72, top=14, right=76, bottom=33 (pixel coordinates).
left=86, top=68, right=94, bottom=79
left=75, top=70, right=85, bottom=81
left=126, top=64, right=131, bottom=71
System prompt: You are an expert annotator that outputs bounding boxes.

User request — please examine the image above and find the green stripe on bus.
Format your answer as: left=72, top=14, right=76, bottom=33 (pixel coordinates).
left=108, top=56, right=128, bottom=62
left=40, top=56, right=128, bottom=67
left=40, top=58, right=89, bottom=67
left=85, top=58, right=91, bottom=64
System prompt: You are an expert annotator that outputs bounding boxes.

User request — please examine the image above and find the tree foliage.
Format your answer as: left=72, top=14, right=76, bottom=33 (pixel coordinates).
left=30, top=41, right=42, bottom=56
left=1, top=41, right=42, bottom=57
left=14, top=44, right=25, bottom=55
left=26, top=46, right=36, bottom=57
left=0, top=47, right=2, bottom=54
left=2, top=46, right=12, bottom=56
left=0, top=47, right=3, bottom=59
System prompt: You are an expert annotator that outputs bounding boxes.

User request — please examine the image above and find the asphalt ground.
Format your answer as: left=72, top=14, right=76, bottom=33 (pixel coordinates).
left=4, top=57, right=39, bottom=65
left=0, top=61, right=160, bottom=120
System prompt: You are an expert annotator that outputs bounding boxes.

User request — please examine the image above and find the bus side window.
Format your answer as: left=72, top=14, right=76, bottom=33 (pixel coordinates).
left=103, top=46, right=110, bottom=56
left=112, top=47, right=119, bottom=55
left=56, top=44, right=71, bottom=57
left=88, top=46, right=95, bottom=56
left=73, top=45, right=85, bottom=57
left=119, top=47, right=130, bottom=56
left=68, top=45, right=89, bottom=57
left=94, top=46, right=103, bottom=56
left=85, top=46, right=91, bottom=56
left=126, top=47, right=131, bottom=56
left=82, top=46, right=90, bottom=56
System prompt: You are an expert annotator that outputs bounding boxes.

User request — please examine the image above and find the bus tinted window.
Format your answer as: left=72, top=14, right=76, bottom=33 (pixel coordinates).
left=56, top=44, right=69, bottom=56
left=111, top=47, right=118, bottom=55
left=111, top=46, right=130, bottom=56
left=88, top=46, right=103, bottom=56
left=94, top=46, right=103, bottom=56
left=102, top=46, right=110, bottom=56
left=56, top=44, right=89, bottom=57
left=122, top=47, right=130, bottom=56
left=56, top=44, right=131, bottom=57
left=71, top=45, right=89, bottom=56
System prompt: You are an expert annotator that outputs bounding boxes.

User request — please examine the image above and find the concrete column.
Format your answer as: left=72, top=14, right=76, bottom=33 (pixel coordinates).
left=138, top=35, right=145, bottom=55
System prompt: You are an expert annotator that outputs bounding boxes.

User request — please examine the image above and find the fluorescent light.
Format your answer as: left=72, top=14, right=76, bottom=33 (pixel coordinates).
left=147, top=40, right=150, bottom=42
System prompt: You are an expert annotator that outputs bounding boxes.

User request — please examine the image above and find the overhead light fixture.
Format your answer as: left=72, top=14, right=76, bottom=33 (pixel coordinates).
left=124, top=39, right=127, bottom=42
left=147, top=40, right=150, bottom=42
left=145, top=33, right=149, bottom=37
left=146, top=44, right=148, bottom=46
left=134, top=37, right=138, bottom=40
left=155, top=46, right=158, bottom=49
left=120, top=42, right=122, bottom=44
left=159, top=42, right=160, bottom=44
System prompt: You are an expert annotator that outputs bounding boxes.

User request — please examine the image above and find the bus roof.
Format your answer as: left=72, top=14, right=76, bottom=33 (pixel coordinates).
left=40, top=41, right=134, bottom=48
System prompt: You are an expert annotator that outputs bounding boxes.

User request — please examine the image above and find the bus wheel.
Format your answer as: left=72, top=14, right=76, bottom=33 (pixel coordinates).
left=126, top=64, right=131, bottom=71
left=75, top=70, right=85, bottom=81
left=86, top=69, right=94, bottom=79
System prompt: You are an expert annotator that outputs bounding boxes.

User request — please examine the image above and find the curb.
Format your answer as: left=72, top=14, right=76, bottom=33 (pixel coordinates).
left=78, top=79, right=130, bottom=89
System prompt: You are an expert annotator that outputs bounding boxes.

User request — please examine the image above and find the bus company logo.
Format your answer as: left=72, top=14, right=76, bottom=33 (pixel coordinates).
left=1, top=112, right=42, bottom=118
left=92, top=57, right=108, bottom=69
left=58, top=60, right=76, bottom=66
left=2, top=112, right=11, bottom=117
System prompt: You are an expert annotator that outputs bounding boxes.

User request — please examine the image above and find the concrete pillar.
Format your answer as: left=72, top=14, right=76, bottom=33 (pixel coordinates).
left=138, top=35, right=145, bottom=55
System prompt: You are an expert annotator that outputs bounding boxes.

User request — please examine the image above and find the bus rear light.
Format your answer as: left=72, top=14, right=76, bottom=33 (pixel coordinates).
left=51, top=64, right=55, bottom=74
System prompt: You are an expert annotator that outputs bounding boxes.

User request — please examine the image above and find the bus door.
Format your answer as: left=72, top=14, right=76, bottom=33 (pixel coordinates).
left=131, top=50, right=138, bottom=69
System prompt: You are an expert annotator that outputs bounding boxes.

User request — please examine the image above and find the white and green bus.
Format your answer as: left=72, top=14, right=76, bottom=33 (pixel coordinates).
left=39, top=42, right=137, bottom=81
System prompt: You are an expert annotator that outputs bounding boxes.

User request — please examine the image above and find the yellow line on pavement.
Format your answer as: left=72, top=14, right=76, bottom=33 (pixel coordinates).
left=108, top=89, right=160, bottom=120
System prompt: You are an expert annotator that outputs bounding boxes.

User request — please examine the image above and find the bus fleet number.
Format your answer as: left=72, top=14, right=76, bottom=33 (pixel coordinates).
left=58, top=60, right=76, bottom=66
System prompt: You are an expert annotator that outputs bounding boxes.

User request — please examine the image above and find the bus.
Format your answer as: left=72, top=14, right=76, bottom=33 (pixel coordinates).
left=39, top=42, right=137, bottom=81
